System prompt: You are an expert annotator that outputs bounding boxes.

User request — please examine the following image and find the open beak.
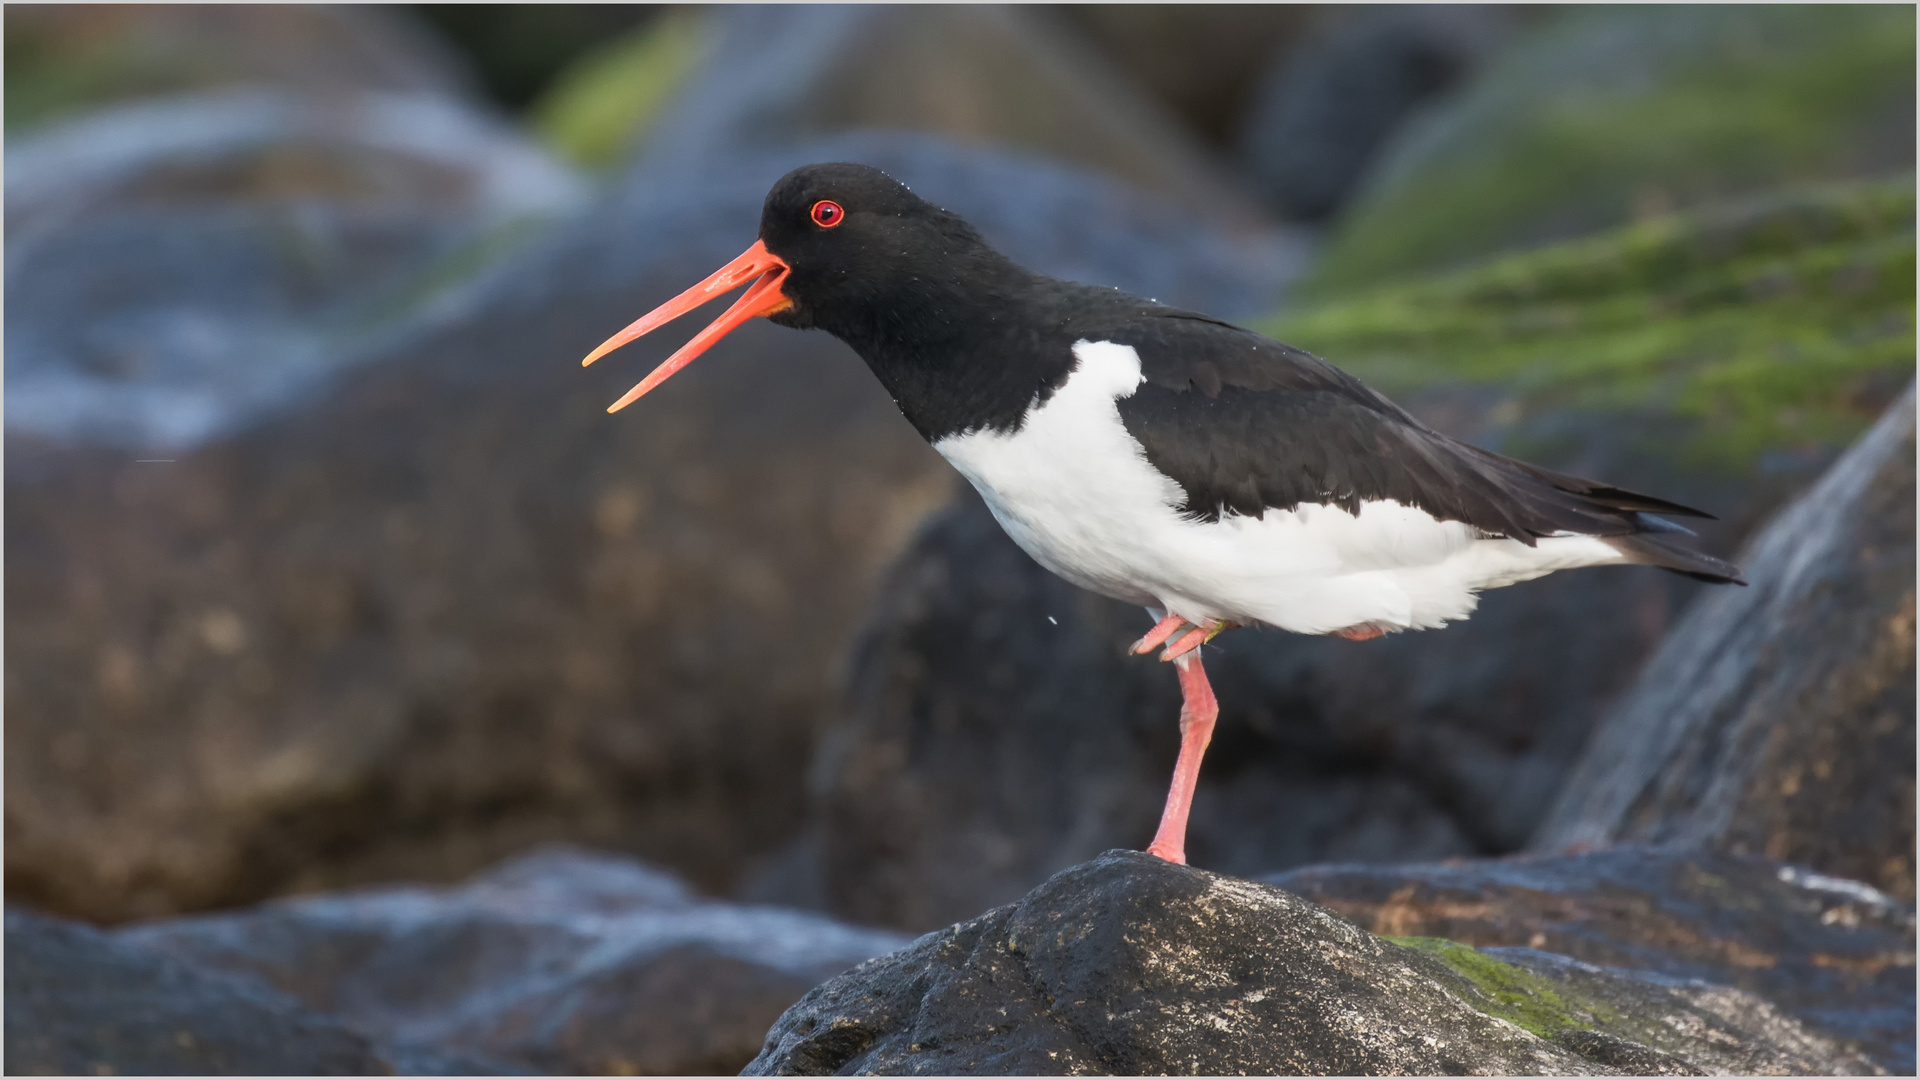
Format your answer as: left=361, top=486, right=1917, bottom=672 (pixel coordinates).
left=582, top=240, right=793, bottom=413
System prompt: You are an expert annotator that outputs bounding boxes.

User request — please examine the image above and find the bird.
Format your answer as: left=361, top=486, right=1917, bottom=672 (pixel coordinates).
left=581, top=162, right=1743, bottom=867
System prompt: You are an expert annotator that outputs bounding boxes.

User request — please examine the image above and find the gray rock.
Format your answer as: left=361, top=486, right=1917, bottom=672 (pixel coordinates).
left=4, top=907, right=486, bottom=1075
left=1537, top=385, right=1916, bottom=902
left=1239, top=5, right=1512, bottom=220
left=744, top=851, right=1876, bottom=1075
left=121, top=846, right=908, bottom=1076
left=5, top=5, right=583, bottom=453
left=1269, top=846, right=1916, bottom=1072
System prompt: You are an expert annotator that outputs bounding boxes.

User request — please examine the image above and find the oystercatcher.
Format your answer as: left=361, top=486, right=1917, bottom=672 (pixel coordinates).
left=582, top=163, right=1743, bottom=866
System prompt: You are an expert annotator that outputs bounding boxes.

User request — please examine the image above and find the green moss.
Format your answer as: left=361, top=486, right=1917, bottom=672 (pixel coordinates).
left=527, top=11, right=708, bottom=171
left=1262, top=180, right=1916, bottom=468
left=1388, top=936, right=1601, bottom=1039
left=1309, top=6, right=1916, bottom=295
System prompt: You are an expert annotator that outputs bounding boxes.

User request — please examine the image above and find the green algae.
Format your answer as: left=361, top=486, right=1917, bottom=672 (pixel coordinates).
left=1309, top=5, right=1916, bottom=296
left=1261, top=180, right=1916, bottom=469
left=1388, top=935, right=1602, bottom=1039
left=527, top=11, right=709, bottom=171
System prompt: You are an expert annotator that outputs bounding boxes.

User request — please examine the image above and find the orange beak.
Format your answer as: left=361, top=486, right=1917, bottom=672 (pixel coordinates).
left=581, top=240, right=793, bottom=413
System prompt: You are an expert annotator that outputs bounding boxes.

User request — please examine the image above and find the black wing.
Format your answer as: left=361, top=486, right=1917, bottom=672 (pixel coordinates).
left=1103, top=309, right=1742, bottom=582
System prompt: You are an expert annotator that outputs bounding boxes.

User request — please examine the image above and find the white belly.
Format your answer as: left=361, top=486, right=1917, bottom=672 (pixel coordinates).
left=932, top=340, right=1624, bottom=636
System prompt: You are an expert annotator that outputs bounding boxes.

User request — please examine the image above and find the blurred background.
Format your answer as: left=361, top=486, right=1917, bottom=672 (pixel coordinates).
left=6, top=4, right=1914, bottom=1074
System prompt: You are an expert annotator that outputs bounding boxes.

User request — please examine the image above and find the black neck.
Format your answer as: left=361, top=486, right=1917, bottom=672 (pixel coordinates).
left=815, top=266, right=1147, bottom=443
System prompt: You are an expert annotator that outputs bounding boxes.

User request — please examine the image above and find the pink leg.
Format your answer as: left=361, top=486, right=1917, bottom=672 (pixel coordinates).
left=1145, top=651, right=1219, bottom=865
left=1130, top=613, right=1189, bottom=655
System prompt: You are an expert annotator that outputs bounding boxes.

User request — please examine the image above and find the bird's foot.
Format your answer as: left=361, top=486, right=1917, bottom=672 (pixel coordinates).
left=1130, top=614, right=1190, bottom=655
left=1160, top=619, right=1225, bottom=661
left=1333, top=622, right=1389, bottom=642
left=1144, top=840, right=1187, bottom=865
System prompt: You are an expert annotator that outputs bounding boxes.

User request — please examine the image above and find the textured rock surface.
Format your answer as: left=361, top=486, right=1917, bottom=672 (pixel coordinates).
left=1538, top=386, right=1916, bottom=901
left=119, top=846, right=906, bottom=1076
left=1271, top=847, right=1917, bottom=1073
left=5, top=8, right=1304, bottom=923
left=4, top=907, right=484, bottom=1076
left=745, top=851, right=1875, bottom=1075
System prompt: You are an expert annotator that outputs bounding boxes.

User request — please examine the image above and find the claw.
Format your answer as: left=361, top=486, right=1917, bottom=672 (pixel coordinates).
left=1159, top=619, right=1224, bottom=662
left=1131, top=614, right=1189, bottom=655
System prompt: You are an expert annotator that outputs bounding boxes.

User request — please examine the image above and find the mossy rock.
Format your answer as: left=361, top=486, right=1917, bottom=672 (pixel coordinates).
left=1263, top=179, right=1916, bottom=471
left=1309, top=5, right=1916, bottom=295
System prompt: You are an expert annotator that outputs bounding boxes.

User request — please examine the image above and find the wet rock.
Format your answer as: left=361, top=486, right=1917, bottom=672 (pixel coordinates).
left=121, top=846, right=907, bottom=1076
left=745, top=850, right=1876, bottom=1075
left=6, top=7, right=584, bottom=451
left=7, top=9, right=1307, bottom=921
left=1239, top=6, right=1512, bottom=220
left=4, top=907, right=484, bottom=1076
left=1537, top=386, right=1917, bottom=900
left=1309, top=5, right=1916, bottom=292
left=1269, top=846, right=1917, bottom=1072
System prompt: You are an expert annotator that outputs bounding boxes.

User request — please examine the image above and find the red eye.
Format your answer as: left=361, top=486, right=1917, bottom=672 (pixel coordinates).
left=810, top=200, right=844, bottom=228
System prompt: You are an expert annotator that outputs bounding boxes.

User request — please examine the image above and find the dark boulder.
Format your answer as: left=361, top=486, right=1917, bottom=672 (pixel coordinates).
left=745, top=851, right=1876, bottom=1075
left=4, top=907, right=486, bottom=1075
left=1055, top=7, right=1324, bottom=148
left=119, top=846, right=908, bottom=1076
left=1537, top=385, right=1917, bottom=901
left=1239, top=6, right=1512, bottom=220
left=1270, top=847, right=1917, bottom=1073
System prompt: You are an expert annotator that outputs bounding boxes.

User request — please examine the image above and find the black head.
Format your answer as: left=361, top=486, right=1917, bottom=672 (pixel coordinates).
left=755, top=163, right=1023, bottom=343
left=580, top=161, right=1051, bottom=421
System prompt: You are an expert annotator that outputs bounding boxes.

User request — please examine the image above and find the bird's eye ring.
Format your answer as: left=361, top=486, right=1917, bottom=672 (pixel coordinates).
left=810, top=200, right=844, bottom=228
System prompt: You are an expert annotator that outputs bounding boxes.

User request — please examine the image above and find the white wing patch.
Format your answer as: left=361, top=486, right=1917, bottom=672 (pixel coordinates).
left=934, top=340, right=1625, bottom=636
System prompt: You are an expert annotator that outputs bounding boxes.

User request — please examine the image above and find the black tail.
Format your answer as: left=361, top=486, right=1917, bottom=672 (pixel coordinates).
left=1604, top=517, right=1746, bottom=584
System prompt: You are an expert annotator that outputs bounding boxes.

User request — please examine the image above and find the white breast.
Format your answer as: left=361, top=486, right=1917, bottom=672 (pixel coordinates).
left=933, top=340, right=1624, bottom=636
